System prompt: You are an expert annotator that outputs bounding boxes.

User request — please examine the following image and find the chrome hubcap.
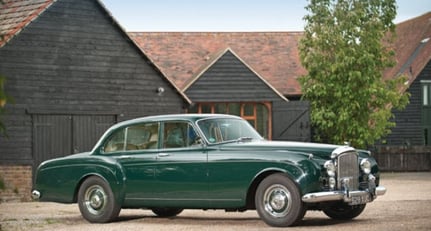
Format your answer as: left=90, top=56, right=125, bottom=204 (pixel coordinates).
left=263, top=184, right=292, bottom=217
left=84, top=185, right=107, bottom=215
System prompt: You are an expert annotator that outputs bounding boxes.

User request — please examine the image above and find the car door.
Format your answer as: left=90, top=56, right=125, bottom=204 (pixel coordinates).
left=206, top=149, right=259, bottom=208
left=203, top=119, right=261, bottom=208
left=102, top=122, right=159, bottom=206
left=151, top=121, right=209, bottom=207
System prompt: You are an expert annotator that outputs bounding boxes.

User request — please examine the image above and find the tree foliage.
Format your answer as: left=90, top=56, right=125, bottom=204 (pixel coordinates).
left=299, top=0, right=409, bottom=148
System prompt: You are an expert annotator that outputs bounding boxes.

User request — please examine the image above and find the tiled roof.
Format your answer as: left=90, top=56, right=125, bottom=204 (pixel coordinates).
left=388, top=12, right=431, bottom=88
left=1, top=1, right=429, bottom=97
left=0, top=0, right=54, bottom=48
left=130, top=12, right=431, bottom=96
left=129, top=32, right=306, bottom=96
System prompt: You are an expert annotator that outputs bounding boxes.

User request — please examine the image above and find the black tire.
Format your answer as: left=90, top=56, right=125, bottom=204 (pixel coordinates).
left=323, top=203, right=366, bottom=220
left=77, top=176, right=121, bottom=223
left=255, top=173, right=306, bottom=227
left=151, top=208, right=184, bottom=217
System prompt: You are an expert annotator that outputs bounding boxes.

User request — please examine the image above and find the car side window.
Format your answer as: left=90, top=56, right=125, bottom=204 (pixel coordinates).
left=103, top=128, right=126, bottom=153
left=163, top=122, right=198, bottom=149
left=103, top=122, right=159, bottom=153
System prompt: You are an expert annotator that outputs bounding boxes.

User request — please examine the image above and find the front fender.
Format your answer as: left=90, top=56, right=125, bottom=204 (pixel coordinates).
left=251, top=158, right=322, bottom=196
left=294, top=158, right=322, bottom=194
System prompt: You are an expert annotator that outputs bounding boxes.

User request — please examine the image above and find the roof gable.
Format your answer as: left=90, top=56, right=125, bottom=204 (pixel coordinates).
left=184, top=48, right=287, bottom=102
left=0, top=0, right=191, bottom=104
left=129, top=32, right=306, bottom=96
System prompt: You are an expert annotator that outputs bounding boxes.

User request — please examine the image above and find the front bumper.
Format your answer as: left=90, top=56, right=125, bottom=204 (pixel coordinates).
left=302, top=186, right=386, bottom=205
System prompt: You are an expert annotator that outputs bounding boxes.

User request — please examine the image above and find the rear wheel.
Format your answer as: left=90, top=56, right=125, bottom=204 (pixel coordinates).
left=255, top=173, right=305, bottom=227
left=77, top=176, right=121, bottom=223
left=323, top=203, right=366, bottom=220
left=151, top=208, right=183, bottom=217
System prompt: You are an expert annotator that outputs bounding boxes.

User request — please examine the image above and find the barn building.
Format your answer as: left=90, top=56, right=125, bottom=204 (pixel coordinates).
left=0, top=0, right=189, bottom=201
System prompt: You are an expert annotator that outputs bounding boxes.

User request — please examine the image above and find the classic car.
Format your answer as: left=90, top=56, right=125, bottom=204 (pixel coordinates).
left=32, top=114, right=386, bottom=227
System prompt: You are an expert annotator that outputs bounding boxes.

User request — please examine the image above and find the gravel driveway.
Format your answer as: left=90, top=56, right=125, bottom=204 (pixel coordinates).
left=1, top=172, right=430, bottom=231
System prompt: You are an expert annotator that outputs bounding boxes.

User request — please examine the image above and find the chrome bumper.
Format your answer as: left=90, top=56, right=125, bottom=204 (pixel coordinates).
left=302, top=186, right=386, bottom=204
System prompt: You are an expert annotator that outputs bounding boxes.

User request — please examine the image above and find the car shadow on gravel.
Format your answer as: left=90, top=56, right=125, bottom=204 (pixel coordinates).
left=113, top=212, right=368, bottom=228
left=299, top=217, right=370, bottom=227
left=116, top=214, right=260, bottom=222
left=115, top=215, right=148, bottom=222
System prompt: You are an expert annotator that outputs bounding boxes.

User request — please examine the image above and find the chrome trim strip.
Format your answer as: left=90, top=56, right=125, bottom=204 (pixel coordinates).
left=330, top=146, right=356, bottom=159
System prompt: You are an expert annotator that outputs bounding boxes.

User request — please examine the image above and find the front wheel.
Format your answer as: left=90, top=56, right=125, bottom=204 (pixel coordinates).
left=255, top=173, right=306, bottom=227
left=77, top=176, right=121, bottom=223
left=323, top=203, right=366, bottom=220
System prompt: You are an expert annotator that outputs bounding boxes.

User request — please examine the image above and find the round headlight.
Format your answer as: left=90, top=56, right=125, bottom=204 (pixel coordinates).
left=360, top=158, right=371, bottom=174
left=324, top=160, right=336, bottom=177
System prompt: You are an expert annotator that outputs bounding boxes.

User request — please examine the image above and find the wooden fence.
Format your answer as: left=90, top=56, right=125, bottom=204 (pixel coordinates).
left=373, top=146, right=431, bottom=171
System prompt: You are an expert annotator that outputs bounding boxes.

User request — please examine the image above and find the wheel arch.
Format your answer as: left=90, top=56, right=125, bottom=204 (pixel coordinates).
left=72, top=165, right=126, bottom=205
left=245, top=167, right=303, bottom=209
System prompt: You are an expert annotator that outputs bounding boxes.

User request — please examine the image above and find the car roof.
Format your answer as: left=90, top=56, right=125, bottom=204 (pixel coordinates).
left=113, top=113, right=241, bottom=128
left=91, top=114, right=242, bottom=153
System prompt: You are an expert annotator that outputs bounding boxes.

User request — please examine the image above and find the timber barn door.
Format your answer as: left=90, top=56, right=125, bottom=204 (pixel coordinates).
left=32, top=114, right=116, bottom=177
left=272, top=101, right=311, bottom=142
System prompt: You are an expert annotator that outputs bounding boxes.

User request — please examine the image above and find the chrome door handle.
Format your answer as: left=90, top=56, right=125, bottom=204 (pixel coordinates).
left=157, top=153, right=170, bottom=157
left=119, top=155, right=132, bottom=160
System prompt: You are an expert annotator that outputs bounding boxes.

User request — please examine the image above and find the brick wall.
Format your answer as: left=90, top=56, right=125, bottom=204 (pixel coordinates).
left=0, top=165, right=32, bottom=202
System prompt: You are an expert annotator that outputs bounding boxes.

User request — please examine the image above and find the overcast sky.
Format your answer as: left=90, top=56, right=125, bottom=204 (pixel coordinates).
left=100, top=0, right=430, bottom=32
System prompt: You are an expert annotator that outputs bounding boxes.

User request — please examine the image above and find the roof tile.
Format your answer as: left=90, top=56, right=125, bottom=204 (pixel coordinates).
left=130, top=13, right=431, bottom=96
left=0, top=0, right=54, bottom=47
left=387, top=12, right=431, bottom=88
left=129, top=32, right=306, bottom=96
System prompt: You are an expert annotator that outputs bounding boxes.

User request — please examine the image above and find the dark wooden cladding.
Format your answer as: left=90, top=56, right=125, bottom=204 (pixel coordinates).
left=0, top=0, right=186, bottom=165
left=382, top=60, right=431, bottom=146
left=185, top=50, right=284, bottom=102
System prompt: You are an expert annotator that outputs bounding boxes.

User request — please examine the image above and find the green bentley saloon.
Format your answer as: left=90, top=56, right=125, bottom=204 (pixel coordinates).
left=32, top=114, right=386, bottom=227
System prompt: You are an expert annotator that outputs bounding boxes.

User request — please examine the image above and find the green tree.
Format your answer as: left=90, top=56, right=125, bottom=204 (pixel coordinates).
left=299, top=0, right=409, bottom=148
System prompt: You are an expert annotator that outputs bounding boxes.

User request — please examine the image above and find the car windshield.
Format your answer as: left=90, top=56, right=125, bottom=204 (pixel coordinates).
left=197, top=117, right=263, bottom=144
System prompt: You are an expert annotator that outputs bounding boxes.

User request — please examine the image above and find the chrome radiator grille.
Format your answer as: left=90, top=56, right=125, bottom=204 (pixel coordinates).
left=337, top=152, right=359, bottom=190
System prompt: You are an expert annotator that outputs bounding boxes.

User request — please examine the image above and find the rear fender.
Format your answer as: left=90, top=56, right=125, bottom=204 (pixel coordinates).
left=74, top=162, right=126, bottom=205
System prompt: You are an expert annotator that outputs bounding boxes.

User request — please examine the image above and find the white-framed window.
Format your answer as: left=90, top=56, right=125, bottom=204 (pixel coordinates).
left=423, top=84, right=430, bottom=106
